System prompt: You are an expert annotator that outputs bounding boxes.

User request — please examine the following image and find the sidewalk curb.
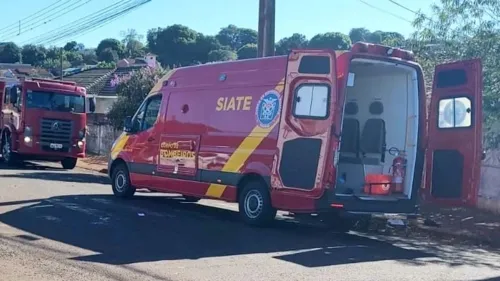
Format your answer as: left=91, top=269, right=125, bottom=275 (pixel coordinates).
left=76, top=163, right=108, bottom=175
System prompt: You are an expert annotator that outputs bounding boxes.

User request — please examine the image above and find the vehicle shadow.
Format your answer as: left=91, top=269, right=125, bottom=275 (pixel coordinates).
left=0, top=161, right=65, bottom=171
left=0, top=171, right=110, bottom=185
left=1, top=193, right=489, bottom=268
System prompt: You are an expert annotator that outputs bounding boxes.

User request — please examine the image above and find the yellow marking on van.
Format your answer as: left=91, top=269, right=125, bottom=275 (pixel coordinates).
left=110, top=133, right=130, bottom=160
left=205, top=79, right=285, bottom=198
left=215, top=96, right=252, bottom=111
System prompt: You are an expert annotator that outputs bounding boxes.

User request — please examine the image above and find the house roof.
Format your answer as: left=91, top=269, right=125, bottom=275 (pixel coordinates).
left=57, top=67, right=115, bottom=96
left=58, top=65, right=149, bottom=97
left=0, top=63, right=53, bottom=79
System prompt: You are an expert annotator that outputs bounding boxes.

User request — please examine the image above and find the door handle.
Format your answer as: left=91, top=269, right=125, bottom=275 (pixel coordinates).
left=147, top=137, right=155, bottom=142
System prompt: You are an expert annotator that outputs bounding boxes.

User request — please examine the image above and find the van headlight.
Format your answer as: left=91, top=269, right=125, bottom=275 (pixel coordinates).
left=24, top=136, right=32, bottom=143
left=77, top=140, right=84, bottom=148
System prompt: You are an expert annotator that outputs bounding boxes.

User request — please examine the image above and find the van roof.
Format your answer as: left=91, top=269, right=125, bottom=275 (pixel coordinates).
left=164, top=56, right=289, bottom=90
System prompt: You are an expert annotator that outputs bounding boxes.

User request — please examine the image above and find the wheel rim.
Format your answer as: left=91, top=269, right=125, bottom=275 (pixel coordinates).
left=2, top=140, right=10, bottom=162
left=244, top=190, right=264, bottom=219
left=115, top=171, right=127, bottom=192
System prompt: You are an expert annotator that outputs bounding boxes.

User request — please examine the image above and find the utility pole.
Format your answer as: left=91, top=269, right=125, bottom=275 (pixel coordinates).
left=257, top=0, right=276, bottom=57
left=60, top=47, right=63, bottom=80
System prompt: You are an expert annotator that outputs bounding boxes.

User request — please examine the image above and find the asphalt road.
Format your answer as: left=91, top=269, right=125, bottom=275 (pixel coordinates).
left=0, top=162, right=500, bottom=281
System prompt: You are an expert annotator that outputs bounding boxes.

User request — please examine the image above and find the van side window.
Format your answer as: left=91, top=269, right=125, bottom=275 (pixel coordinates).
left=142, top=96, right=162, bottom=130
left=438, top=96, right=472, bottom=128
left=293, top=83, right=330, bottom=119
left=132, top=95, right=162, bottom=132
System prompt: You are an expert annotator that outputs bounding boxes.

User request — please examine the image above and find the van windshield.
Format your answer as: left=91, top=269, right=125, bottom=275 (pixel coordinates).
left=26, top=90, right=85, bottom=113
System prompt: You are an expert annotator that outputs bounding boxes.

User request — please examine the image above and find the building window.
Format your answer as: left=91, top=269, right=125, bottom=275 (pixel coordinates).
left=293, top=84, right=330, bottom=119
left=438, top=96, right=472, bottom=128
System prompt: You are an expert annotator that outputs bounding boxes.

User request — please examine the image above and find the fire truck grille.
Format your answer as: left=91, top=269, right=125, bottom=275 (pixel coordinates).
left=40, top=118, right=73, bottom=153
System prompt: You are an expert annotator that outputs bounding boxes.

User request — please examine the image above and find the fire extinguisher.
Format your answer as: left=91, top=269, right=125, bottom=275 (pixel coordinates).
left=391, top=151, right=407, bottom=193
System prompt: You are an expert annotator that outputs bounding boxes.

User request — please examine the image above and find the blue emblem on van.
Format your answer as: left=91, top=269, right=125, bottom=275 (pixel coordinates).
left=256, top=90, right=281, bottom=128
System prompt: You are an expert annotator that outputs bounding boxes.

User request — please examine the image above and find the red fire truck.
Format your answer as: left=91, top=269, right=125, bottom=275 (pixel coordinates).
left=0, top=78, right=95, bottom=169
left=107, top=42, right=483, bottom=228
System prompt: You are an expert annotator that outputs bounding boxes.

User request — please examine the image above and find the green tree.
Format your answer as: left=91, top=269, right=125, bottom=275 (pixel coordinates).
left=275, top=33, right=309, bottom=55
left=96, top=38, right=125, bottom=59
left=21, top=44, right=47, bottom=66
left=207, top=49, right=237, bottom=62
left=108, top=67, right=167, bottom=129
left=191, top=33, right=223, bottom=63
left=96, top=61, right=116, bottom=68
left=121, top=29, right=145, bottom=57
left=63, top=41, right=78, bottom=52
left=308, top=32, right=352, bottom=50
left=81, top=48, right=98, bottom=65
left=411, top=0, right=500, bottom=147
left=349, top=28, right=372, bottom=43
left=99, top=47, right=119, bottom=63
left=216, top=24, right=257, bottom=50
left=147, top=24, right=198, bottom=67
left=0, top=42, right=21, bottom=63
left=237, top=43, right=257, bottom=59
left=42, top=58, right=71, bottom=76
left=65, top=51, right=84, bottom=67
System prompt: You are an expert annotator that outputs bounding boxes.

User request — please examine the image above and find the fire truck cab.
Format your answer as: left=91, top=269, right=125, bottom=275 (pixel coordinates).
left=0, top=78, right=95, bottom=169
left=108, top=42, right=482, bottom=228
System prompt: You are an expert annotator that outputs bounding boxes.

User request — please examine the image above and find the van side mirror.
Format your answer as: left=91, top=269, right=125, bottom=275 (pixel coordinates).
left=89, top=97, right=96, bottom=113
left=9, top=86, right=18, bottom=105
left=123, top=116, right=133, bottom=132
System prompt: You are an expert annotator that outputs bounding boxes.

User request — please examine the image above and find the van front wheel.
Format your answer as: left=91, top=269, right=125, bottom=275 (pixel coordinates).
left=238, top=180, right=276, bottom=226
left=111, top=163, right=136, bottom=198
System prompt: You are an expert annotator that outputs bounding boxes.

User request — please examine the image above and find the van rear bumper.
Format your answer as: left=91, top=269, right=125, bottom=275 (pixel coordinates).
left=317, top=192, right=420, bottom=218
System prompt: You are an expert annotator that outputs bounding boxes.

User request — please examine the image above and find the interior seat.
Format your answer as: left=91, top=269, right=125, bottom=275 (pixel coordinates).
left=359, top=101, right=386, bottom=165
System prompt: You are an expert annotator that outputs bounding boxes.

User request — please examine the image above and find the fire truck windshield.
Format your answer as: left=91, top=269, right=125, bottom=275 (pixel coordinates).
left=26, top=90, right=85, bottom=113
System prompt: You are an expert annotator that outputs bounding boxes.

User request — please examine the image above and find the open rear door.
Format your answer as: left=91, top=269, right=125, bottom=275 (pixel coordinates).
left=271, top=49, right=337, bottom=208
left=423, top=59, right=482, bottom=207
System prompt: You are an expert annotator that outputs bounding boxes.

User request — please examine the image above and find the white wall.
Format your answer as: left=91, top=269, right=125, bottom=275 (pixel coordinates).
left=478, top=149, right=500, bottom=214
left=86, top=123, right=122, bottom=155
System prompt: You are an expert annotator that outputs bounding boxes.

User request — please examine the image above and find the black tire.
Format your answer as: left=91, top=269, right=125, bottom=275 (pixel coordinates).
left=183, top=195, right=200, bottom=203
left=238, top=180, right=277, bottom=226
left=111, top=163, right=136, bottom=198
left=1, top=133, right=18, bottom=165
left=61, top=157, right=77, bottom=169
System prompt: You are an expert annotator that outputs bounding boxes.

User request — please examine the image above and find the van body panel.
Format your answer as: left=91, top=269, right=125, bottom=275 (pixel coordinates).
left=109, top=44, right=483, bottom=216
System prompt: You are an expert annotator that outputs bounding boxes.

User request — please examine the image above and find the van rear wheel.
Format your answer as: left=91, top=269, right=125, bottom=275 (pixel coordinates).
left=238, top=180, right=276, bottom=226
left=111, top=163, right=136, bottom=198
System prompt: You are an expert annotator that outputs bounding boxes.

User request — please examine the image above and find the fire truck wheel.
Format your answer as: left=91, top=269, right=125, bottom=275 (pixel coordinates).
left=111, top=163, right=136, bottom=198
left=1, top=133, right=18, bottom=165
left=61, top=158, right=77, bottom=169
left=239, top=181, right=276, bottom=226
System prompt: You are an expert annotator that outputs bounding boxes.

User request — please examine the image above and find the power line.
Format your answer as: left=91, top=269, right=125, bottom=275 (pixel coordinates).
left=45, top=2, right=150, bottom=46
left=22, top=0, right=134, bottom=45
left=0, top=0, right=94, bottom=41
left=388, top=0, right=419, bottom=15
left=26, top=0, right=151, bottom=46
left=0, top=0, right=66, bottom=34
left=357, top=0, right=412, bottom=23
left=53, top=4, right=149, bottom=46
left=0, top=0, right=74, bottom=38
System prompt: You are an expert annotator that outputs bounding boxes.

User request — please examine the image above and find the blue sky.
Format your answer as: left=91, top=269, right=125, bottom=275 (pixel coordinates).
left=0, top=0, right=436, bottom=48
